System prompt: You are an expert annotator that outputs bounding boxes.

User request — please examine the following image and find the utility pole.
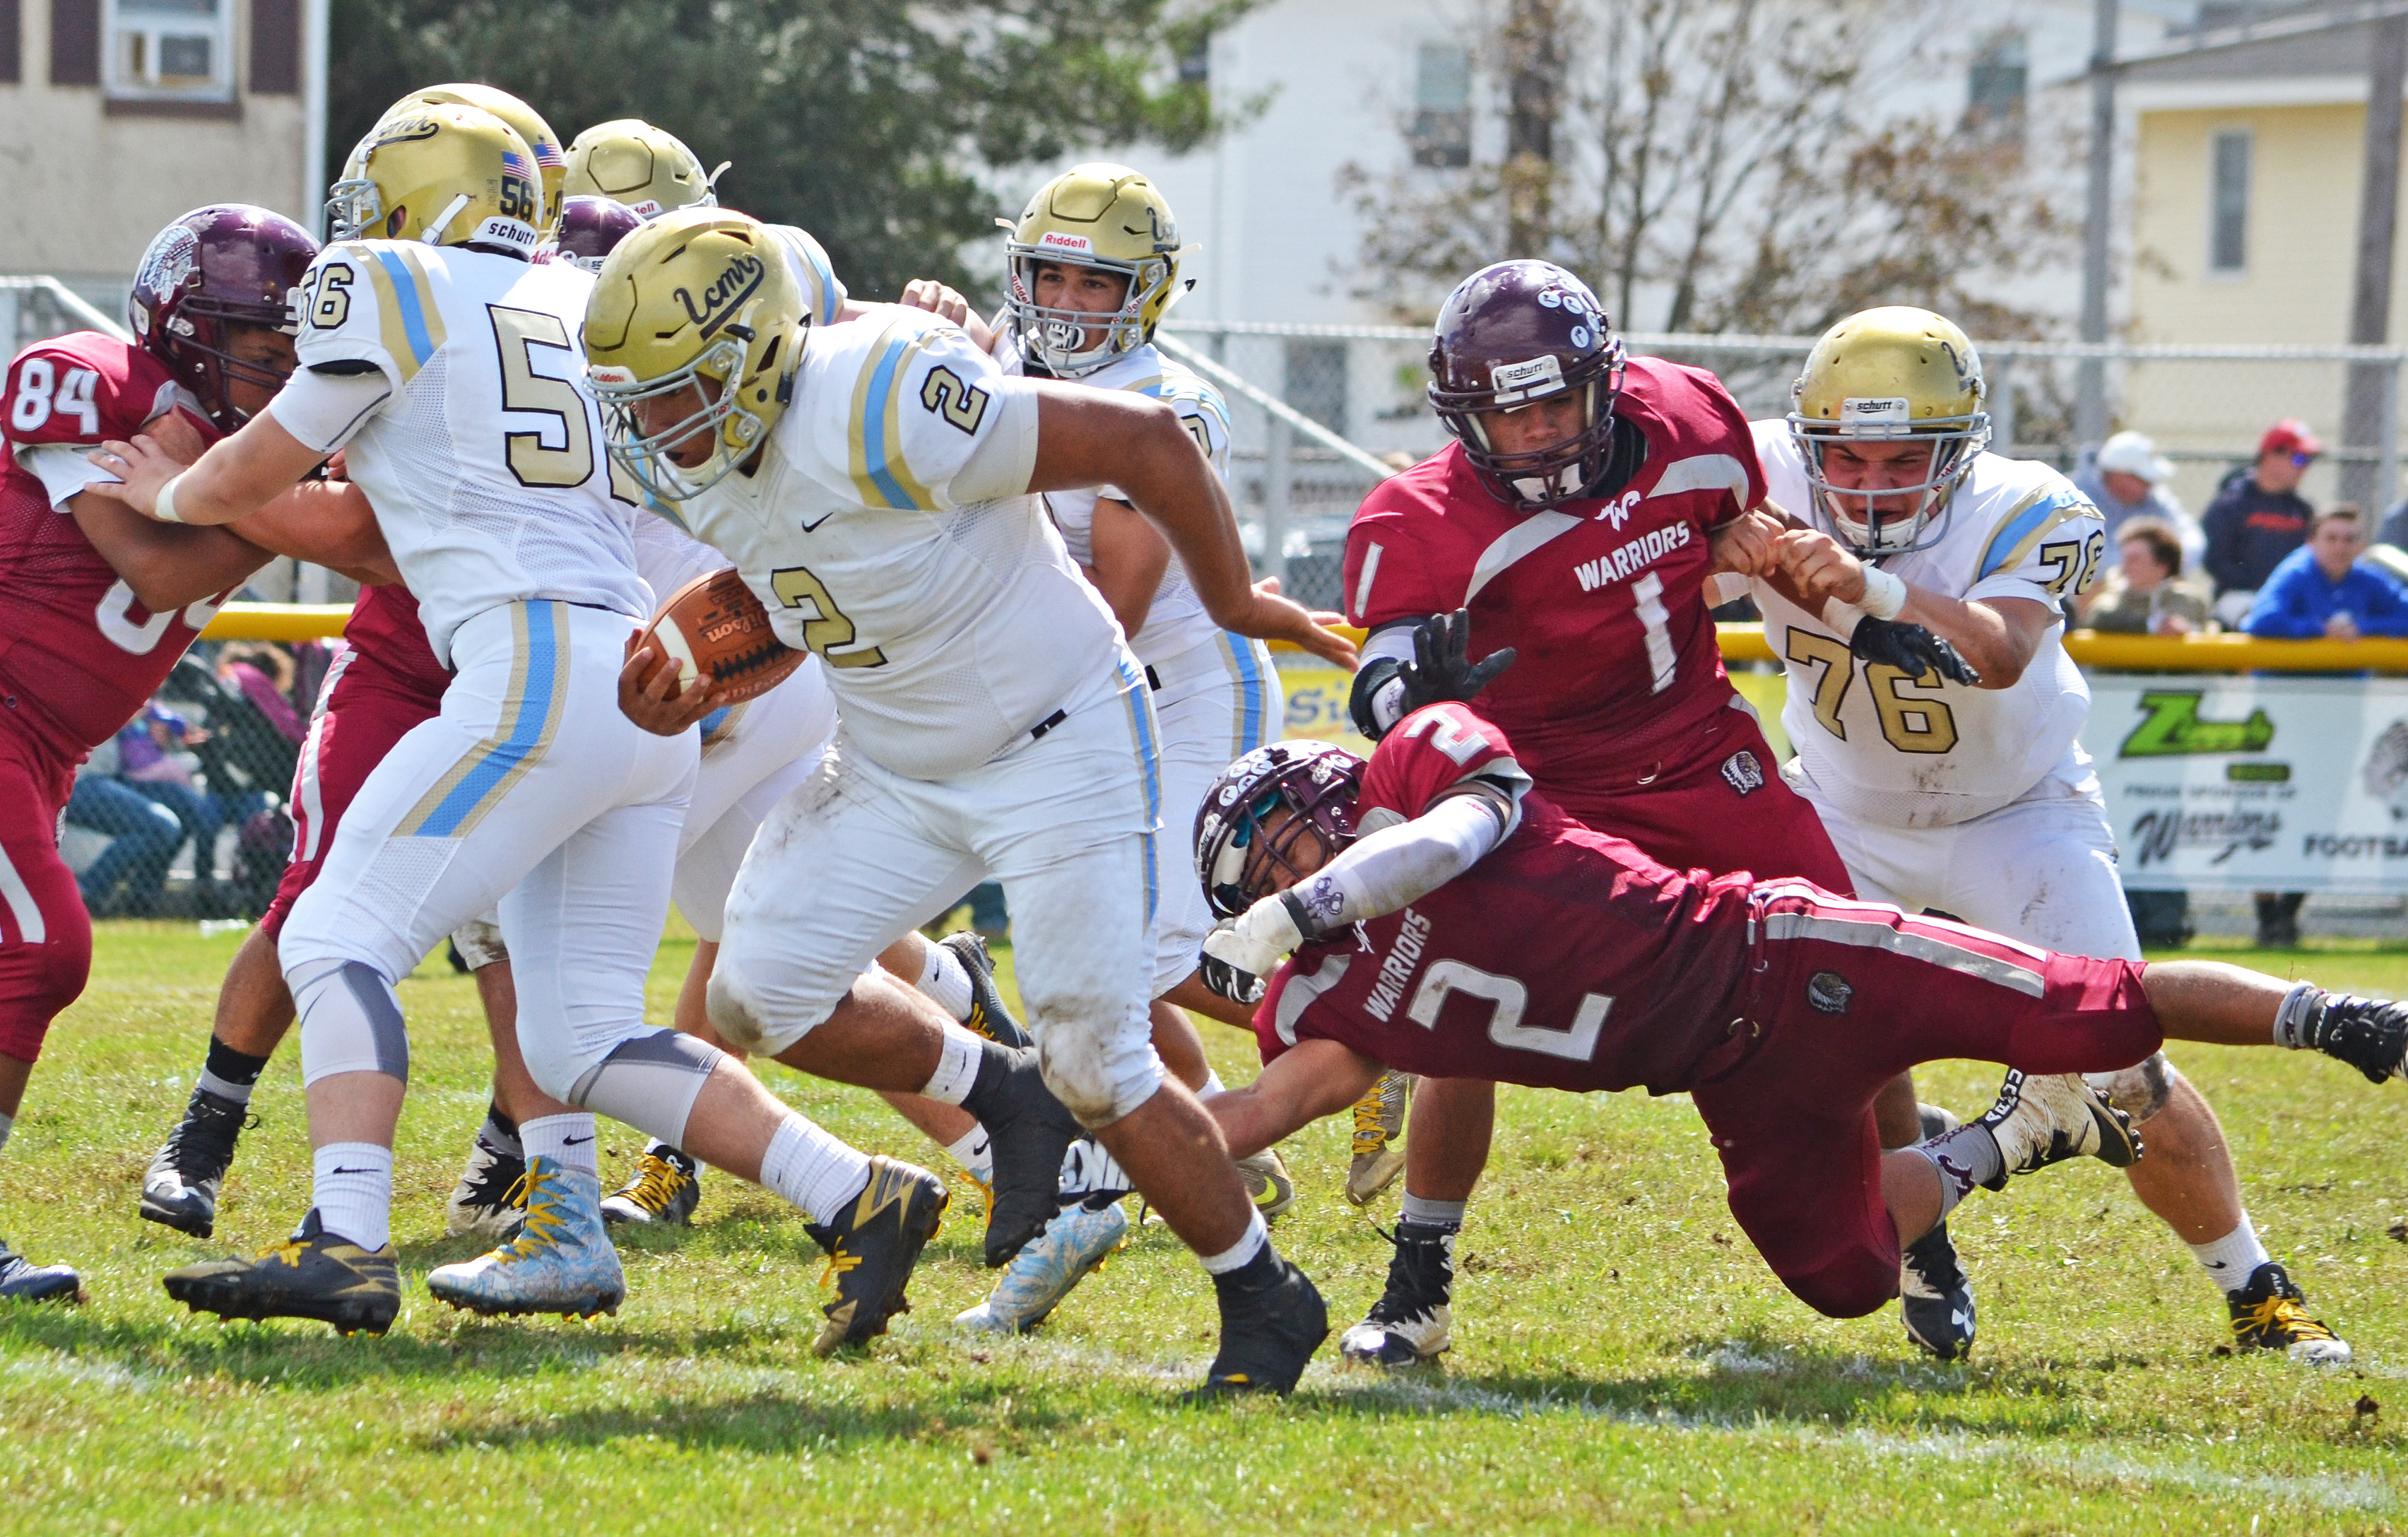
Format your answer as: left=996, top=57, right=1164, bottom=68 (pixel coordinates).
left=2344, top=13, right=2408, bottom=511
left=2074, top=0, right=2120, bottom=452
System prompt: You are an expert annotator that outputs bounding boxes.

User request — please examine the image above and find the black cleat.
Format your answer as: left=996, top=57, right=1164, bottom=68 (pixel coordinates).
left=942, top=930, right=1031, bottom=1049
left=1901, top=1104, right=1976, bottom=1360
left=1338, top=1220, right=1452, bottom=1366
left=812, top=1155, right=948, bottom=1355
left=163, top=1208, right=400, bottom=1335
left=1188, top=1254, right=1329, bottom=1400
left=0, top=1239, right=83, bottom=1305
left=139, top=1086, right=254, bottom=1239
left=2294, top=992, right=2408, bottom=1085
left=962, top=1042, right=1085, bottom=1268
left=2226, top=1261, right=2351, bottom=1364
left=601, top=1142, right=701, bottom=1227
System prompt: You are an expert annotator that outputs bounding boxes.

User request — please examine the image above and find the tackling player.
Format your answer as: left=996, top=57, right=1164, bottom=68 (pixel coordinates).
left=1193, top=697, right=2408, bottom=1329
left=584, top=206, right=1356, bottom=1396
left=1331, top=259, right=1861, bottom=1365
left=0, top=204, right=388, bottom=1299
left=1733, top=307, right=2347, bottom=1362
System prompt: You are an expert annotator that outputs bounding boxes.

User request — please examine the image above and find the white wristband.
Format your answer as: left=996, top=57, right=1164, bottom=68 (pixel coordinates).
left=1858, top=565, right=1908, bottom=620
left=1819, top=597, right=1865, bottom=637
left=152, top=471, right=184, bottom=524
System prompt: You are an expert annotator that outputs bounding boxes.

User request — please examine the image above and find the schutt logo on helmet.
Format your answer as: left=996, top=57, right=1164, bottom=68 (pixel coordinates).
left=1427, top=259, right=1626, bottom=514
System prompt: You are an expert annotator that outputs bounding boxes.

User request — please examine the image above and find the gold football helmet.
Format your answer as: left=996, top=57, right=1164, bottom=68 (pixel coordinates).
left=1788, top=305, right=1990, bottom=554
left=563, top=119, right=719, bottom=219
left=329, top=103, right=543, bottom=254
left=393, top=84, right=567, bottom=231
left=1001, top=162, right=1192, bottom=377
left=584, top=208, right=803, bottom=500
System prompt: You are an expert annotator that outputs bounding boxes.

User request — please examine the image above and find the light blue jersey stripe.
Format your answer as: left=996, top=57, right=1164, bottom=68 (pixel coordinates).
left=1119, top=661, right=1163, bottom=926
left=414, top=602, right=561, bottom=835
left=372, top=249, right=437, bottom=367
left=1978, top=490, right=2082, bottom=579
left=861, top=338, right=918, bottom=510
left=1224, top=631, right=1268, bottom=752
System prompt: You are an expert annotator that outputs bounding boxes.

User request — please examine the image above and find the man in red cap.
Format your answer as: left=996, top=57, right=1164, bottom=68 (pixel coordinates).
left=2202, top=418, right=2320, bottom=628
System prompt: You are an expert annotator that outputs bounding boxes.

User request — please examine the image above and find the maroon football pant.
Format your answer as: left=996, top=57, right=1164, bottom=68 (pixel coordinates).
left=0, top=728, right=92, bottom=1062
left=1694, top=885, right=2163, bottom=1319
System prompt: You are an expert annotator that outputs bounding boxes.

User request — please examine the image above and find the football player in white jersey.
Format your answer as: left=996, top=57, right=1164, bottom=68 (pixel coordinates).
left=93, top=106, right=960, bottom=1353
left=1727, top=306, right=2347, bottom=1363
left=585, top=207, right=1358, bottom=1396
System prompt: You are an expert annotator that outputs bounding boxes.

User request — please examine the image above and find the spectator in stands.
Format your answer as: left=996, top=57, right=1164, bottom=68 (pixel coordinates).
left=114, top=701, right=221, bottom=912
left=2241, top=504, right=2408, bottom=641
left=2082, top=520, right=2212, bottom=635
left=2074, top=430, right=2203, bottom=572
left=215, top=642, right=307, bottom=746
left=64, top=732, right=185, bottom=917
left=2202, top=418, right=2319, bottom=627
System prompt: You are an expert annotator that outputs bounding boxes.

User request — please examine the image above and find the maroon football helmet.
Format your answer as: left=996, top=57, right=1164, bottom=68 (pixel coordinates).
left=129, top=204, right=319, bottom=435
left=1196, top=741, right=1366, bottom=919
left=542, top=195, right=644, bottom=273
left=1427, top=259, right=1625, bottom=513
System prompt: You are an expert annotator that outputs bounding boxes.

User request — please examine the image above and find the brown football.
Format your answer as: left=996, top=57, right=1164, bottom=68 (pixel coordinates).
left=638, top=567, right=805, bottom=704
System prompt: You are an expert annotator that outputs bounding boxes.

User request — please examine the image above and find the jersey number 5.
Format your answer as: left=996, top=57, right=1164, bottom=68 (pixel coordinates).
left=1786, top=630, right=1959, bottom=755
left=769, top=565, right=887, bottom=669
left=488, top=305, right=636, bottom=503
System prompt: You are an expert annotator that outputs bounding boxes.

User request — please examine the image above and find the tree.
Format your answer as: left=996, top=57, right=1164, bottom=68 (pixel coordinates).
left=329, top=0, right=1249, bottom=300
left=1342, top=0, right=2071, bottom=338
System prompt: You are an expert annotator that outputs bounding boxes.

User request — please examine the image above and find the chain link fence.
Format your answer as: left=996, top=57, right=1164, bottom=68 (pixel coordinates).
left=1164, top=320, right=2408, bottom=613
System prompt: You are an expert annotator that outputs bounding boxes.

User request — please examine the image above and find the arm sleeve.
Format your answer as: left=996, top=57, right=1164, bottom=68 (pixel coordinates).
left=266, top=366, right=395, bottom=455
left=839, top=312, right=1030, bottom=511
left=15, top=442, right=119, bottom=510
left=1285, top=790, right=1514, bottom=936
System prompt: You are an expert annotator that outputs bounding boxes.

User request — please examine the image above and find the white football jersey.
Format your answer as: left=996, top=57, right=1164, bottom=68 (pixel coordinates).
left=766, top=223, right=849, bottom=328
left=994, top=326, right=1232, bottom=664
left=288, top=241, right=649, bottom=666
left=679, top=305, right=1128, bottom=780
left=632, top=503, right=722, bottom=603
left=1747, top=421, right=2106, bottom=828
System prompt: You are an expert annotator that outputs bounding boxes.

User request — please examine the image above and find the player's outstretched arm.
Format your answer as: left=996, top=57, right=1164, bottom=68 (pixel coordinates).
left=2144, top=960, right=2408, bottom=1084
left=85, top=407, right=327, bottom=528
left=232, top=479, right=400, bottom=586
left=1026, top=382, right=1359, bottom=669
left=1776, top=526, right=2053, bottom=689
left=67, top=491, right=273, bottom=611
left=1203, top=1039, right=1383, bottom=1160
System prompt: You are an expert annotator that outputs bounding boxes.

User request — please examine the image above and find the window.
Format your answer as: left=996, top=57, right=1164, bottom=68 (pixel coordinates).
left=2211, top=129, right=2250, bottom=273
left=1285, top=340, right=1348, bottom=435
left=1176, top=29, right=1209, bottom=86
left=105, top=0, right=231, bottom=100
left=1966, top=30, right=2027, bottom=136
left=1412, top=42, right=1471, bottom=169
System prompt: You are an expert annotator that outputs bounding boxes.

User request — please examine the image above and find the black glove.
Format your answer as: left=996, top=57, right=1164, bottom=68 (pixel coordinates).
left=1398, top=608, right=1517, bottom=714
left=1848, top=616, right=1981, bottom=687
left=1199, top=950, right=1266, bottom=1008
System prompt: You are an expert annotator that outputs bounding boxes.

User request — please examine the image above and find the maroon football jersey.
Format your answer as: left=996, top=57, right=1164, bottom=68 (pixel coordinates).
left=336, top=581, right=451, bottom=705
left=0, top=332, right=232, bottom=758
left=1343, top=357, right=1763, bottom=784
left=1253, top=702, right=1759, bottom=1095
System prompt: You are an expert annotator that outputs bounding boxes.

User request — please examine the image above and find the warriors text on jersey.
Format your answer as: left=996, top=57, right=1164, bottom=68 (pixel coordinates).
left=1746, top=423, right=2106, bottom=828
left=996, top=326, right=1234, bottom=664
left=678, top=304, right=1131, bottom=779
left=0, top=331, right=231, bottom=756
left=275, top=240, right=649, bottom=665
left=1342, top=357, right=1764, bottom=785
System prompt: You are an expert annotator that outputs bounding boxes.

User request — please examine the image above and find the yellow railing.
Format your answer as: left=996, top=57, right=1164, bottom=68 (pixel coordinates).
left=203, top=603, right=2408, bottom=677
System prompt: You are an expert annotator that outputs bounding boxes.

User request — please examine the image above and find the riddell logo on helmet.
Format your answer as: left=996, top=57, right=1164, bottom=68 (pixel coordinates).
left=1039, top=231, right=1094, bottom=254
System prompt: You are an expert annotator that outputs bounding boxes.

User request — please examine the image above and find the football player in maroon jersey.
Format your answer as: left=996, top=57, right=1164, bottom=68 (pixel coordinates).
left=1191, top=702, right=2405, bottom=1341
left=0, top=205, right=389, bottom=1300
left=1336, top=259, right=1908, bottom=1360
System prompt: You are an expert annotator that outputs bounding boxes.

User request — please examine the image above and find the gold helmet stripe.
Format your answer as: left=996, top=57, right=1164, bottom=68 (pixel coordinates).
left=847, top=316, right=943, bottom=511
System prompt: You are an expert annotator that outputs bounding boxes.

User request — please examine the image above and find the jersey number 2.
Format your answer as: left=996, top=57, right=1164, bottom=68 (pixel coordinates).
left=769, top=565, right=887, bottom=669
left=1405, top=960, right=1611, bottom=1063
left=920, top=367, right=990, bottom=435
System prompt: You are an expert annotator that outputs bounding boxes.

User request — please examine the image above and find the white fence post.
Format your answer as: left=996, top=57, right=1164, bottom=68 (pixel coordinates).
left=1263, top=416, right=1292, bottom=591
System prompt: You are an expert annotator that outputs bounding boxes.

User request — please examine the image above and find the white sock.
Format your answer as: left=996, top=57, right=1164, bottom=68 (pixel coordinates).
left=1400, top=1193, right=1466, bottom=1229
left=2273, top=982, right=2322, bottom=1049
left=2190, top=1217, right=2272, bottom=1290
left=919, top=1021, right=986, bottom=1107
left=519, top=1112, right=598, bottom=1178
left=312, top=1142, right=393, bottom=1251
left=1198, top=1208, right=1269, bottom=1275
left=759, top=1114, right=873, bottom=1223
left=917, top=941, right=976, bottom=1023
left=1912, top=1124, right=2003, bottom=1219
left=0, top=1109, right=13, bottom=1157
left=943, top=1126, right=993, bottom=1184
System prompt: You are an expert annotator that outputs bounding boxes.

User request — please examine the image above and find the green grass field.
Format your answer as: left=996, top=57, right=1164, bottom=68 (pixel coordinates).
left=0, top=921, right=2401, bottom=1534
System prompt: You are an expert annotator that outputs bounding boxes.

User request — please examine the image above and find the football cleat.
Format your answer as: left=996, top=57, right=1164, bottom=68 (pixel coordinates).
left=2227, top=1261, right=2351, bottom=1365
left=443, top=1126, right=529, bottom=1239
left=2290, top=991, right=2408, bottom=1085
left=0, top=1239, right=83, bottom=1305
left=955, top=1198, right=1128, bottom=1334
left=1339, top=1220, right=1453, bottom=1366
left=1346, top=1071, right=1411, bottom=1206
left=163, top=1208, right=399, bottom=1334
left=942, top=929, right=1032, bottom=1049
left=139, top=1085, right=254, bottom=1238
left=1899, top=1103, right=1976, bottom=1360
left=1189, top=1255, right=1330, bottom=1400
left=601, top=1142, right=701, bottom=1227
left=963, top=1044, right=1085, bottom=1268
left=425, top=1158, right=625, bottom=1319
left=813, top=1155, right=949, bottom=1355
left=1975, top=1070, right=2140, bottom=1190
left=1237, top=1147, right=1297, bottom=1220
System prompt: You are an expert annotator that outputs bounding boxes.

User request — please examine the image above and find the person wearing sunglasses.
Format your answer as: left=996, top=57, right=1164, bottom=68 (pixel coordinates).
left=2202, top=418, right=2320, bottom=629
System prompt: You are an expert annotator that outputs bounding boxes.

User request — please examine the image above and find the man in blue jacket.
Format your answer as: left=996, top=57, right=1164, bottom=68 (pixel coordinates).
left=2243, top=505, right=2408, bottom=640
